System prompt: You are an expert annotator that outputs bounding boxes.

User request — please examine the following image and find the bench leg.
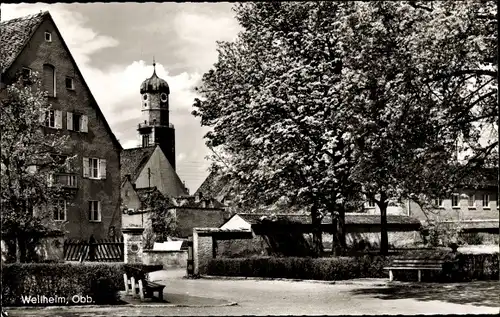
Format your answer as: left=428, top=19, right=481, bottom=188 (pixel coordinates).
left=157, top=290, right=163, bottom=301
left=130, top=277, right=137, bottom=298
left=417, top=270, right=421, bottom=282
left=138, top=279, right=145, bottom=301
left=389, top=270, right=393, bottom=282
left=123, top=274, right=129, bottom=294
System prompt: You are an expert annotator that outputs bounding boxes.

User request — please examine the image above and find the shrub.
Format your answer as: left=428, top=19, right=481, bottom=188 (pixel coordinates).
left=207, top=256, right=390, bottom=281
left=1, top=263, right=125, bottom=306
left=460, top=232, right=484, bottom=245
left=206, top=252, right=499, bottom=282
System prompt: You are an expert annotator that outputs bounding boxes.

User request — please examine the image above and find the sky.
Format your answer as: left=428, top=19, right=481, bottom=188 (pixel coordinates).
left=1, top=3, right=241, bottom=193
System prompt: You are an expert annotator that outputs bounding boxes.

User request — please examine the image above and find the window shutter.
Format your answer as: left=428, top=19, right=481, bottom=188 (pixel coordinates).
left=43, top=64, right=55, bottom=97
left=81, top=115, right=88, bottom=133
left=55, top=110, right=63, bottom=129
left=67, top=112, right=73, bottom=130
left=83, top=157, right=89, bottom=178
left=39, top=110, right=46, bottom=124
left=47, top=173, right=54, bottom=187
left=99, top=159, right=107, bottom=179
left=97, top=201, right=102, bottom=221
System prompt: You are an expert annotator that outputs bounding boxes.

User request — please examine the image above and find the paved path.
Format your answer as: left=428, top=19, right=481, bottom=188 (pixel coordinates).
left=5, top=269, right=499, bottom=316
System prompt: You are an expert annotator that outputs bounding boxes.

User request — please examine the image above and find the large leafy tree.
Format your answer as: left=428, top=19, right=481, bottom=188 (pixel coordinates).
left=1, top=74, right=73, bottom=262
left=336, top=1, right=497, bottom=253
left=193, top=1, right=497, bottom=255
left=193, top=2, right=358, bottom=255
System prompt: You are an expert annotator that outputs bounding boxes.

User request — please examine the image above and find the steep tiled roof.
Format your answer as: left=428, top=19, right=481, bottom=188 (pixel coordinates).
left=120, top=146, right=156, bottom=182
left=173, top=195, right=225, bottom=209
left=194, top=169, right=232, bottom=201
left=0, top=11, right=47, bottom=72
left=136, top=186, right=176, bottom=208
left=237, top=213, right=421, bottom=226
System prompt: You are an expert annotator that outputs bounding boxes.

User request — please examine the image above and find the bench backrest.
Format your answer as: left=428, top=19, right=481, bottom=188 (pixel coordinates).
left=392, top=259, right=446, bottom=266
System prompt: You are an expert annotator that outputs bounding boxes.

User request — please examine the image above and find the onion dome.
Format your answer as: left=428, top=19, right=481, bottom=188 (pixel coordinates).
left=140, top=61, right=170, bottom=94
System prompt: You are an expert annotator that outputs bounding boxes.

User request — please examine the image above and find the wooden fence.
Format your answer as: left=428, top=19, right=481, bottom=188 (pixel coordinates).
left=64, top=236, right=124, bottom=262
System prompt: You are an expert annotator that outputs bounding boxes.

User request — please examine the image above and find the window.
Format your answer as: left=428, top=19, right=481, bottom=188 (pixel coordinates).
left=89, top=158, right=99, bottom=178
left=83, top=157, right=106, bottom=179
left=142, top=135, right=150, bottom=147
left=482, top=194, right=490, bottom=208
left=433, top=198, right=444, bottom=208
left=43, top=64, right=56, bottom=97
left=45, top=110, right=55, bottom=128
left=53, top=200, right=67, bottom=221
left=65, top=77, right=74, bottom=90
left=73, top=113, right=82, bottom=131
left=88, top=201, right=101, bottom=222
left=468, top=194, right=476, bottom=208
left=44, top=32, right=52, bottom=42
left=22, top=67, right=32, bottom=81
left=67, top=112, right=87, bottom=132
left=143, top=94, right=148, bottom=100
left=44, top=110, right=62, bottom=129
left=451, top=194, right=460, bottom=208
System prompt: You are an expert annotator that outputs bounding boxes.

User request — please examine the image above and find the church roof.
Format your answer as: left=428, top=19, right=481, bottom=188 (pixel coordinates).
left=140, top=67, right=170, bottom=94
left=0, top=11, right=46, bottom=73
left=121, top=146, right=156, bottom=182
left=136, top=186, right=176, bottom=208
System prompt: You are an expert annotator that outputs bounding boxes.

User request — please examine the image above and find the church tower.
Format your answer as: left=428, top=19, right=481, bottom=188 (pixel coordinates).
left=137, top=61, right=176, bottom=170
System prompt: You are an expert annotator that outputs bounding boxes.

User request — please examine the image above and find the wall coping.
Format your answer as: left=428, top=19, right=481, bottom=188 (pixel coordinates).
left=143, top=249, right=187, bottom=253
left=122, top=227, right=145, bottom=234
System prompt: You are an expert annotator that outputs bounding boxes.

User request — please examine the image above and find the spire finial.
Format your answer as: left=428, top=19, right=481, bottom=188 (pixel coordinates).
left=153, top=56, right=156, bottom=71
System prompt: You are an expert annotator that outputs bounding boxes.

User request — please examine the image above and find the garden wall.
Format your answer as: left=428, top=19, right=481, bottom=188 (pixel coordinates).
left=142, top=250, right=187, bottom=268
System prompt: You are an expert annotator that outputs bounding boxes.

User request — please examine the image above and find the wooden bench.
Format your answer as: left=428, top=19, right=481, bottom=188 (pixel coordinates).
left=123, top=265, right=165, bottom=301
left=384, top=258, right=446, bottom=282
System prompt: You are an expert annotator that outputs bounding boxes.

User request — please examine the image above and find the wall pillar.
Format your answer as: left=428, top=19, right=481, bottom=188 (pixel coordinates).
left=122, top=227, right=145, bottom=264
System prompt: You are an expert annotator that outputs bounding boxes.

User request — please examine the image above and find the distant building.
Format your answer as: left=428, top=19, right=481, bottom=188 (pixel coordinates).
left=0, top=11, right=122, bottom=239
left=120, top=65, right=228, bottom=237
left=120, top=64, right=188, bottom=198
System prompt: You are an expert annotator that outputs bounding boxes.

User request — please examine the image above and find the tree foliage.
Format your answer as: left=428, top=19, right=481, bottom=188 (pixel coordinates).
left=0, top=74, right=73, bottom=262
left=193, top=1, right=497, bottom=255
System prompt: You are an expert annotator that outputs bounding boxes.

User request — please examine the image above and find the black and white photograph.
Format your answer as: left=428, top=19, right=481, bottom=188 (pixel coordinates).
left=0, top=1, right=498, bottom=316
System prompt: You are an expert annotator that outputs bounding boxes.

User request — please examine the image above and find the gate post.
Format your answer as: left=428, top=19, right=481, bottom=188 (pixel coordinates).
left=122, top=227, right=144, bottom=264
left=186, top=236, right=194, bottom=277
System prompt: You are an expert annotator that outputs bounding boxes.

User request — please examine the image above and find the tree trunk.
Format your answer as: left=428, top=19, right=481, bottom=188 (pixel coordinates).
left=310, top=204, right=323, bottom=257
left=379, top=192, right=389, bottom=255
left=15, top=236, right=21, bottom=263
left=332, top=205, right=346, bottom=256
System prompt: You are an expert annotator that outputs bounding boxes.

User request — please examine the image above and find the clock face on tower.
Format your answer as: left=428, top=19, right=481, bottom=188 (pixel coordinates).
left=160, top=93, right=168, bottom=102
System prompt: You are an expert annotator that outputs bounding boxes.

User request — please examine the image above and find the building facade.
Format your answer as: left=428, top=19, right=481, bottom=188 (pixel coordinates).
left=1, top=12, right=122, bottom=239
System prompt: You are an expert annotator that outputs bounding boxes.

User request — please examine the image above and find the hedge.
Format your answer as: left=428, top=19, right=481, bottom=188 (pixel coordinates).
left=207, top=252, right=499, bottom=282
left=207, top=255, right=388, bottom=281
left=1, top=263, right=126, bottom=306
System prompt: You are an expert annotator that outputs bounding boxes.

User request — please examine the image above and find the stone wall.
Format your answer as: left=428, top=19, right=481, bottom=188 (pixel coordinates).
left=216, top=235, right=268, bottom=258
left=142, top=250, right=187, bottom=268
left=123, top=228, right=144, bottom=264
left=176, top=208, right=227, bottom=238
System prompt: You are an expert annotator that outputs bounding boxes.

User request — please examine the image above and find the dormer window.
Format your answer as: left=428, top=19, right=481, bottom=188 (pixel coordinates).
left=45, top=32, right=52, bottom=42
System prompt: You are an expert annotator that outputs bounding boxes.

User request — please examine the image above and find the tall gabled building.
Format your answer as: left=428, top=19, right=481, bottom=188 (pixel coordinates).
left=1, top=11, right=122, bottom=239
